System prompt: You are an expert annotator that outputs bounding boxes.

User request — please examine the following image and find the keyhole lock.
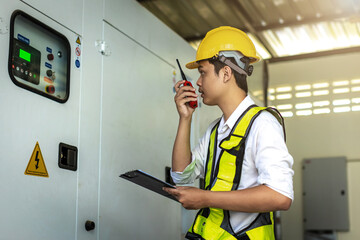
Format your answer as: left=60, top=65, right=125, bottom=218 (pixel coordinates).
left=85, top=220, right=95, bottom=231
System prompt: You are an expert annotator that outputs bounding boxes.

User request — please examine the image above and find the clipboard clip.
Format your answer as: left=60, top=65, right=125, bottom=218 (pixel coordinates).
left=122, top=170, right=138, bottom=178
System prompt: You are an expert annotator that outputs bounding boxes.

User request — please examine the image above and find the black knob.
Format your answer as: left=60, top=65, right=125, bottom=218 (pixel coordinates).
left=85, top=220, right=95, bottom=231
left=46, top=70, right=53, bottom=77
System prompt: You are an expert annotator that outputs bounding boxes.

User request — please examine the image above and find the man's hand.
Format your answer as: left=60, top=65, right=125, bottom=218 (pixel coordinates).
left=163, top=186, right=208, bottom=210
left=174, top=80, right=198, bottom=119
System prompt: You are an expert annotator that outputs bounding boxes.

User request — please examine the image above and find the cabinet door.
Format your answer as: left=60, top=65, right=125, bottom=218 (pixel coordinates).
left=303, top=157, right=349, bottom=231
left=98, top=22, right=181, bottom=240
left=0, top=7, right=81, bottom=240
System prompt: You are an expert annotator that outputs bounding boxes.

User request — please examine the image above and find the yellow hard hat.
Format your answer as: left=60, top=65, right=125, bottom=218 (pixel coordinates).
left=186, top=26, right=260, bottom=69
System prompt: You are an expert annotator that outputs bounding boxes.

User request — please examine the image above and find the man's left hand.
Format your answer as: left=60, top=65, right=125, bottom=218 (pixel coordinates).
left=163, top=186, right=207, bottom=210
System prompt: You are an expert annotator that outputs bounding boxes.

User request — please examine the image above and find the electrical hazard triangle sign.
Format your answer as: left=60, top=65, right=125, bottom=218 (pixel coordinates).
left=76, top=36, right=81, bottom=45
left=24, top=142, right=49, bottom=177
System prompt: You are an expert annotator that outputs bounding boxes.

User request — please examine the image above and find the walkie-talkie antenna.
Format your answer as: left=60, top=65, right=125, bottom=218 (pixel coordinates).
left=176, top=59, right=187, bottom=81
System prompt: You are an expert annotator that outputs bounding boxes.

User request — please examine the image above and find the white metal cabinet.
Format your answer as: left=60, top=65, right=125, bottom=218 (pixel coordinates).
left=0, top=0, right=199, bottom=239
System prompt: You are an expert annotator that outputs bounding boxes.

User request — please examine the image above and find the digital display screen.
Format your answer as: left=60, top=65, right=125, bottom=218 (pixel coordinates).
left=19, top=48, right=31, bottom=62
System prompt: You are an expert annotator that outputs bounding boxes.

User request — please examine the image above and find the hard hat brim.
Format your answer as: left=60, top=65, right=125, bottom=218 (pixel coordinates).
left=185, top=60, right=199, bottom=69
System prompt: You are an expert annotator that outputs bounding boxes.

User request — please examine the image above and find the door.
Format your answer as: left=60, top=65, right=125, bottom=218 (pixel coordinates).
left=98, top=22, right=182, bottom=240
left=0, top=5, right=81, bottom=239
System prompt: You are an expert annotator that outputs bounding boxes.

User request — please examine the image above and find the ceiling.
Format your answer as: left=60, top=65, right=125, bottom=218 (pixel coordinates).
left=137, top=0, right=360, bottom=62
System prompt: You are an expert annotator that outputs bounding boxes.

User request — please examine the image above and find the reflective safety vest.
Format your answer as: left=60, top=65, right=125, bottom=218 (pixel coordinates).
left=186, top=105, right=285, bottom=240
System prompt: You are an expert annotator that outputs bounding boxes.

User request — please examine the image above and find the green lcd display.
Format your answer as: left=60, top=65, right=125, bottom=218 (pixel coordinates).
left=19, top=48, right=31, bottom=62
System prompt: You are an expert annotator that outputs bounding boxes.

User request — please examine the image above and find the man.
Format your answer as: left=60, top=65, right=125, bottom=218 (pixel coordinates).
left=164, top=26, right=294, bottom=240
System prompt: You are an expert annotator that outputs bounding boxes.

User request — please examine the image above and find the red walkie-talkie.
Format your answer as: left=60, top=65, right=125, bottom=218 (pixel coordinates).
left=176, top=59, right=198, bottom=109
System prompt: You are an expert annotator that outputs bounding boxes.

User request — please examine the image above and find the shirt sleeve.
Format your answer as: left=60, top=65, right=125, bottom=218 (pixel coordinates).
left=170, top=119, right=220, bottom=185
left=251, top=111, right=295, bottom=200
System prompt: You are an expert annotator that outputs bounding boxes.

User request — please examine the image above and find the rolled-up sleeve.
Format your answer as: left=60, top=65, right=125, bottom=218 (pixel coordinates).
left=252, top=111, right=294, bottom=200
left=171, top=119, right=219, bottom=185
left=170, top=157, right=203, bottom=185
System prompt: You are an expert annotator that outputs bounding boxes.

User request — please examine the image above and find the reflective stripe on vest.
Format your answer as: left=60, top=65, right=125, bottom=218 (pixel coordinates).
left=186, top=105, right=284, bottom=240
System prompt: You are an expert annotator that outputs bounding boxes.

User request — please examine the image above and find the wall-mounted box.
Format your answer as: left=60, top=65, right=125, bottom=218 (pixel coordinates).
left=302, top=157, right=349, bottom=231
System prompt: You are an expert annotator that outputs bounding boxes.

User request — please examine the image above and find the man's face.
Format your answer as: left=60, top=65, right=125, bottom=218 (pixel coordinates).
left=196, top=60, right=225, bottom=106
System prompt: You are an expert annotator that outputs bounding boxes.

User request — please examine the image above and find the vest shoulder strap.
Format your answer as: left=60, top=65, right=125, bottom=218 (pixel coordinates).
left=265, top=107, right=286, bottom=142
left=219, top=105, right=285, bottom=151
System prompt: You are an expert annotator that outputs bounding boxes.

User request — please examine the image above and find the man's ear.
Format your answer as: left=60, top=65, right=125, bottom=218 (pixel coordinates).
left=222, top=66, right=232, bottom=83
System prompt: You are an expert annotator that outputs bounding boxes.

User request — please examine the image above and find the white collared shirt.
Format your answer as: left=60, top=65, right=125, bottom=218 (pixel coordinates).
left=171, top=96, right=294, bottom=233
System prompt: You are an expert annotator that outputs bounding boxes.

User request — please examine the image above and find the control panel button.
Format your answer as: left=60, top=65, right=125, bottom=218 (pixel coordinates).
left=46, top=69, right=53, bottom=77
left=45, top=85, right=55, bottom=94
left=47, top=53, right=54, bottom=61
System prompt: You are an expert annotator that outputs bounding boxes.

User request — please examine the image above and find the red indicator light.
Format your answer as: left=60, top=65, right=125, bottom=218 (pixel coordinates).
left=47, top=54, right=54, bottom=61
left=45, top=85, right=55, bottom=94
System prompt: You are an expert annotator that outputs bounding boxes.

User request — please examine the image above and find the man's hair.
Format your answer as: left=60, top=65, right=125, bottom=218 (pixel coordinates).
left=208, top=57, right=248, bottom=93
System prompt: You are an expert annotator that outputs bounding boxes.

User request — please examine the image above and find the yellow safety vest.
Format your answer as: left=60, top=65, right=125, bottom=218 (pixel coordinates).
left=186, top=105, right=284, bottom=240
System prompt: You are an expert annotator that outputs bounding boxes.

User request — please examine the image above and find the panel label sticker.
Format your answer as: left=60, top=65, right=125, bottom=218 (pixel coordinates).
left=75, top=36, right=81, bottom=69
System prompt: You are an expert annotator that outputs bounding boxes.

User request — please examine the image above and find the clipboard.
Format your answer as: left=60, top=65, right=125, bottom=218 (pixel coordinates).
left=120, top=169, right=178, bottom=202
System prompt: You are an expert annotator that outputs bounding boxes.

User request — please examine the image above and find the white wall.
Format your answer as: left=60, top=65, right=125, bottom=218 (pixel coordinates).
left=269, top=52, right=360, bottom=240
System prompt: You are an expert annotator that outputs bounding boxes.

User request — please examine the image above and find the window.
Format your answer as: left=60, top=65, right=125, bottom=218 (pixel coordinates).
left=269, top=78, right=360, bottom=117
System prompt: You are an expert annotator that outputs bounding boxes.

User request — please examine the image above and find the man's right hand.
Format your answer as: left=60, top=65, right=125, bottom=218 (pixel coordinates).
left=174, top=80, right=198, bottom=118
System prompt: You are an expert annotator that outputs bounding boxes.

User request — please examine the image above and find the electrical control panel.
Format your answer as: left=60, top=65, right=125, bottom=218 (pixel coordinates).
left=303, top=157, right=349, bottom=231
left=8, top=10, right=71, bottom=103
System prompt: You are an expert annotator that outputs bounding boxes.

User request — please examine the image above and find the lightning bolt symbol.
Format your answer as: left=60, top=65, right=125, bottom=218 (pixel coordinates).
left=35, top=151, right=39, bottom=169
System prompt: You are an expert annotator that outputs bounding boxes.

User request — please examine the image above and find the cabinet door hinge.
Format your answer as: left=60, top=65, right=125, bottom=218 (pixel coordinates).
left=95, top=40, right=111, bottom=56
left=0, top=17, right=9, bottom=34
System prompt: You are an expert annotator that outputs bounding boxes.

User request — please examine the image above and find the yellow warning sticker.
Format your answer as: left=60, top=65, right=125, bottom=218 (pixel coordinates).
left=76, top=36, right=81, bottom=45
left=24, top=142, right=49, bottom=177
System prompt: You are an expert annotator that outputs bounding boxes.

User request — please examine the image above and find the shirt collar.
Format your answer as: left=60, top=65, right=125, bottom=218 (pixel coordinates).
left=218, top=96, right=255, bottom=134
